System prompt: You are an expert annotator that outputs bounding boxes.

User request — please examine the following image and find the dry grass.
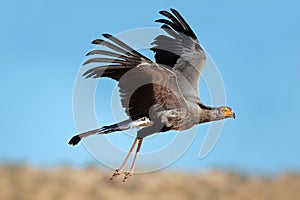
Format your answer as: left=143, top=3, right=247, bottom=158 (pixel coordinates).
left=0, top=165, right=300, bottom=200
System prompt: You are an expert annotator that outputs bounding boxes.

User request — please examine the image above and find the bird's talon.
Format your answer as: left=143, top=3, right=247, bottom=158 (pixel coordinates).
left=110, top=169, right=122, bottom=180
left=122, top=172, right=133, bottom=182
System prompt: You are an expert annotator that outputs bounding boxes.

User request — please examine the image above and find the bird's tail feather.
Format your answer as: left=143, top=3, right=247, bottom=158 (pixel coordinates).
left=68, top=118, right=151, bottom=146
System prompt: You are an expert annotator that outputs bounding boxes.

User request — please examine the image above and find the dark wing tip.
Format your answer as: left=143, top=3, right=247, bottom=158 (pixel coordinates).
left=159, top=10, right=168, bottom=15
left=68, top=135, right=81, bottom=146
left=82, top=69, right=95, bottom=78
left=91, top=39, right=104, bottom=45
left=170, top=8, right=181, bottom=17
left=102, top=33, right=112, bottom=38
left=158, top=8, right=179, bottom=17
left=169, top=8, right=197, bottom=40
left=170, top=8, right=178, bottom=13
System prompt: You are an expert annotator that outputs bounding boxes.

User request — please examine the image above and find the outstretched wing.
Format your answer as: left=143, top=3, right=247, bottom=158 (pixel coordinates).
left=83, top=34, right=187, bottom=120
left=151, top=8, right=206, bottom=103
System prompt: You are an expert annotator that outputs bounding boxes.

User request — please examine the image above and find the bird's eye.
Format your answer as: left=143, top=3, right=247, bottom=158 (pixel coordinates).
left=224, top=107, right=231, bottom=113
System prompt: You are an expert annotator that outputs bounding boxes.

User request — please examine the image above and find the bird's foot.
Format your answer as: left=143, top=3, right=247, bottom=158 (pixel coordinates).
left=110, top=169, right=122, bottom=180
left=122, top=171, right=133, bottom=182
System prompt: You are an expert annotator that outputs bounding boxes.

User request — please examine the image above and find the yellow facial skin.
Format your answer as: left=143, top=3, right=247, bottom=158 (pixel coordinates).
left=222, top=107, right=236, bottom=118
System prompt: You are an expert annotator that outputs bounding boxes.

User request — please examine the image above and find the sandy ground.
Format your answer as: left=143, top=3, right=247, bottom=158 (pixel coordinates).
left=0, top=165, right=300, bottom=200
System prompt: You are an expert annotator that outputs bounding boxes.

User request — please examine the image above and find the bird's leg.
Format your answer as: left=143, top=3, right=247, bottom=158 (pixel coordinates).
left=123, top=138, right=143, bottom=182
left=110, top=137, right=138, bottom=180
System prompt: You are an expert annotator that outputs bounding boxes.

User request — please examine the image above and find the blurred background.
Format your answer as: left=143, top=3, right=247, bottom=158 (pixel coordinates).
left=0, top=0, right=300, bottom=199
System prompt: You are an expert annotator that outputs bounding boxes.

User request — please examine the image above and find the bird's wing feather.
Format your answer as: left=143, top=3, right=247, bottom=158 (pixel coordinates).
left=118, top=63, right=187, bottom=119
left=151, top=8, right=206, bottom=103
left=83, top=34, right=187, bottom=120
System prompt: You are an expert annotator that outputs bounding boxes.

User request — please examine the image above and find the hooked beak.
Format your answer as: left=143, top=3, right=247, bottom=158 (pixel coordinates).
left=232, top=112, right=236, bottom=119
left=224, top=108, right=236, bottom=119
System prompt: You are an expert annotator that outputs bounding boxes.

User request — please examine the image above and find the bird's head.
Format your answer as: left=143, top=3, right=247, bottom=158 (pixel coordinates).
left=198, top=103, right=236, bottom=123
left=217, top=106, right=236, bottom=119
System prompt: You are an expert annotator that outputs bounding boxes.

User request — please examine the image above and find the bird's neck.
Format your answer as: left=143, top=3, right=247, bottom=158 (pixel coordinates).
left=198, top=106, right=224, bottom=123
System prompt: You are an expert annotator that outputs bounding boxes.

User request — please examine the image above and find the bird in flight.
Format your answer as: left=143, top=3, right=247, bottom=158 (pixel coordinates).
left=69, top=8, right=235, bottom=182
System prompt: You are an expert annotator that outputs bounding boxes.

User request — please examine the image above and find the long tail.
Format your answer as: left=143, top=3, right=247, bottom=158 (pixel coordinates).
left=68, top=117, right=151, bottom=146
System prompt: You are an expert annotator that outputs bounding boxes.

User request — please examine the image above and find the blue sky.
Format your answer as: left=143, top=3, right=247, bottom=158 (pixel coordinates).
left=0, top=0, right=299, bottom=174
